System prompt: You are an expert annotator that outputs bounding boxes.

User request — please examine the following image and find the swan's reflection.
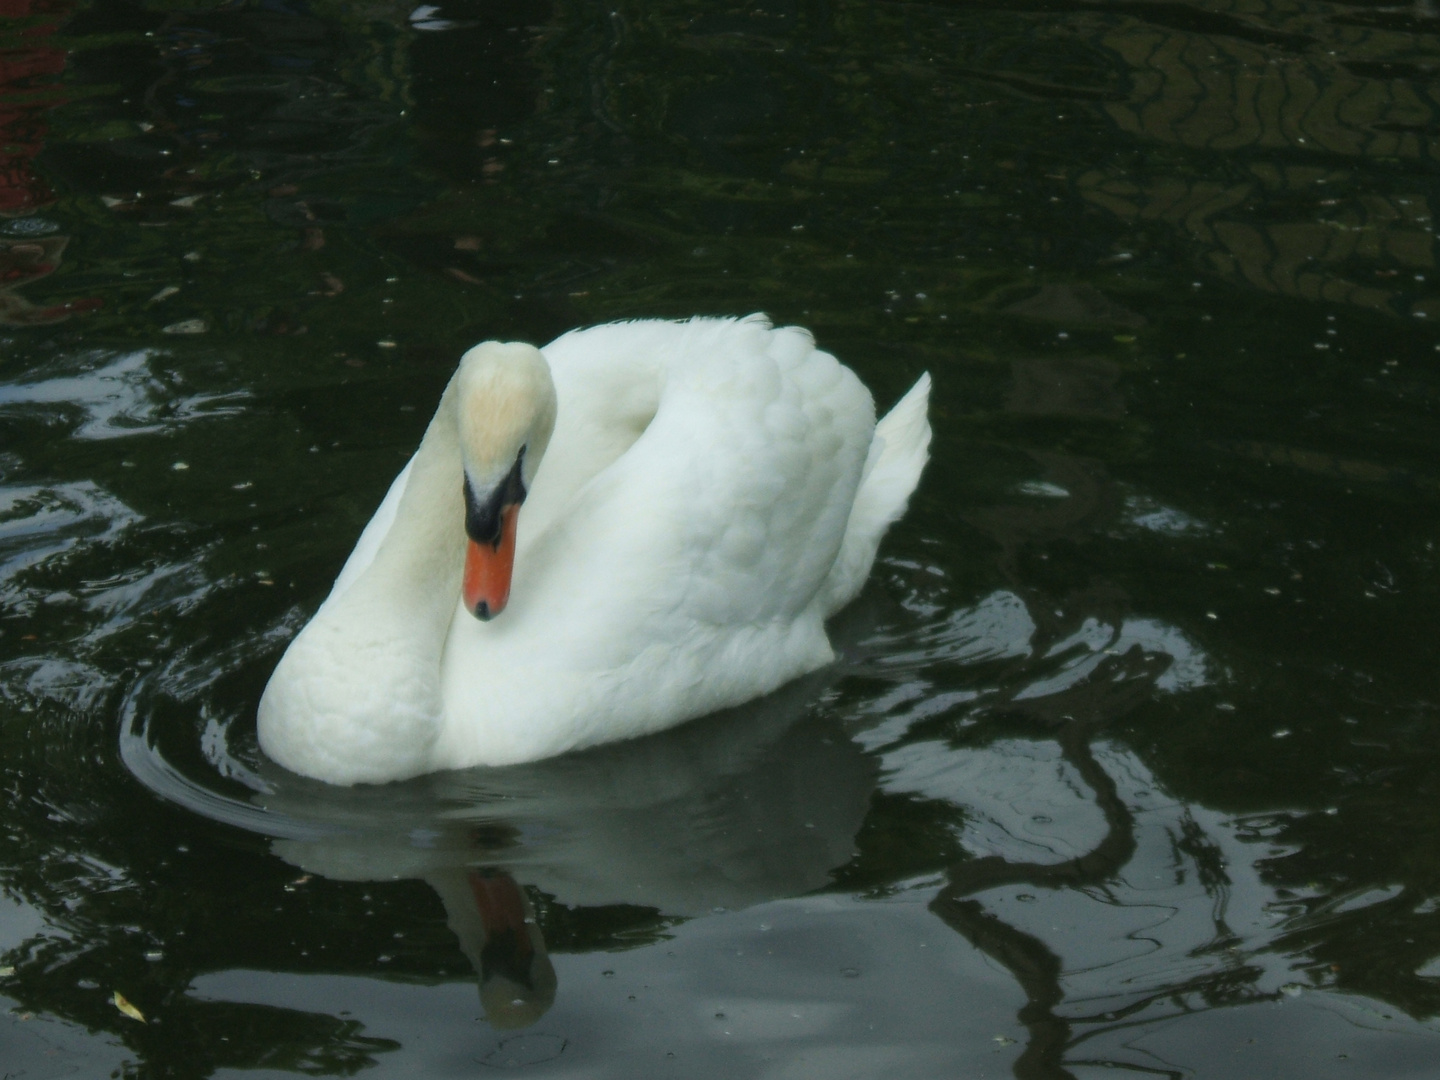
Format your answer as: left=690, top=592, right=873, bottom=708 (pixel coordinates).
left=427, top=868, right=556, bottom=1029
left=248, top=631, right=879, bottom=1027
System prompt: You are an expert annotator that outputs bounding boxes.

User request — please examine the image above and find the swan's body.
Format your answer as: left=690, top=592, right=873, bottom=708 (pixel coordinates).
left=258, top=316, right=930, bottom=784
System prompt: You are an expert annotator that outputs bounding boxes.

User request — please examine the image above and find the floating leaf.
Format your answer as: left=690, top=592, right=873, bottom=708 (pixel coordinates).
left=112, top=991, right=146, bottom=1023
left=162, top=318, right=208, bottom=335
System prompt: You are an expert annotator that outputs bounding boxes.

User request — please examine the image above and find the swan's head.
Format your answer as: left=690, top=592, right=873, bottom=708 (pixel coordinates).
left=455, top=341, right=557, bottom=620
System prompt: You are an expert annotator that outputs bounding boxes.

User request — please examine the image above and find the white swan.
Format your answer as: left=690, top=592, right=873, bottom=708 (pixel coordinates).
left=257, top=315, right=930, bottom=784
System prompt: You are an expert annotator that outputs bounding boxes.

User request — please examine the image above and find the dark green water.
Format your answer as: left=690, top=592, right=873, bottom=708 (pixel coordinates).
left=3, top=0, right=1440, bottom=1076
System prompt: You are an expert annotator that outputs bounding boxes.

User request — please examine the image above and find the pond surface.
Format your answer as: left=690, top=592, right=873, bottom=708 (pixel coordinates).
left=4, top=0, right=1440, bottom=1076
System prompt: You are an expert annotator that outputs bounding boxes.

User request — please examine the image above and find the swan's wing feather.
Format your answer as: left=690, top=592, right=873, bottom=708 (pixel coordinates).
left=668, top=321, right=876, bottom=627
left=526, top=316, right=873, bottom=638
left=820, top=372, right=932, bottom=613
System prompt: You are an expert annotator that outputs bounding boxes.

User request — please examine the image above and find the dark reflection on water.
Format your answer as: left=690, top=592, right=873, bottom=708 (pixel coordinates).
left=3, top=0, right=1440, bottom=1076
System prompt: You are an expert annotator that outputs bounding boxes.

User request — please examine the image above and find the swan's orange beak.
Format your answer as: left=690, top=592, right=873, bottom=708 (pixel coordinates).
left=464, top=503, right=519, bottom=620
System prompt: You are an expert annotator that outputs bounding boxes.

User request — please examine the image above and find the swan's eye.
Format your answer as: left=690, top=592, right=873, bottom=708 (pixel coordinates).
left=463, top=448, right=527, bottom=547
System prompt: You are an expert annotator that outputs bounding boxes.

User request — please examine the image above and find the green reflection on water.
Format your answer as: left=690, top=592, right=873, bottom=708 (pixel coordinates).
left=3, top=0, right=1440, bottom=1076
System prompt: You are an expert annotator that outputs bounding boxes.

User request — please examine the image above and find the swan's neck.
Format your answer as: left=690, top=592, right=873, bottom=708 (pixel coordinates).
left=361, top=376, right=467, bottom=632
left=258, top=377, right=467, bottom=784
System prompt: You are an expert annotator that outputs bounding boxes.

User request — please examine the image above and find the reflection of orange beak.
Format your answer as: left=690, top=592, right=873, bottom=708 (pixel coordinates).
left=464, top=503, right=519, bottom=620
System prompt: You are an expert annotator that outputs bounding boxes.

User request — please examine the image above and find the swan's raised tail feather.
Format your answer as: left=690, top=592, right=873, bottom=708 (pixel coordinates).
left=820, top=372, right=932, bottom=615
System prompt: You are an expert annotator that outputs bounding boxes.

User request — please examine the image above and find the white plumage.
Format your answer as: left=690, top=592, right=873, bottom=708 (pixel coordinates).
left=258, top=315, right=930, bottom=784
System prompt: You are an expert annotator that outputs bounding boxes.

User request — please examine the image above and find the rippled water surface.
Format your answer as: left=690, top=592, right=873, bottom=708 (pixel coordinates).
left=5, top=0, right=1440, bottom=1076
